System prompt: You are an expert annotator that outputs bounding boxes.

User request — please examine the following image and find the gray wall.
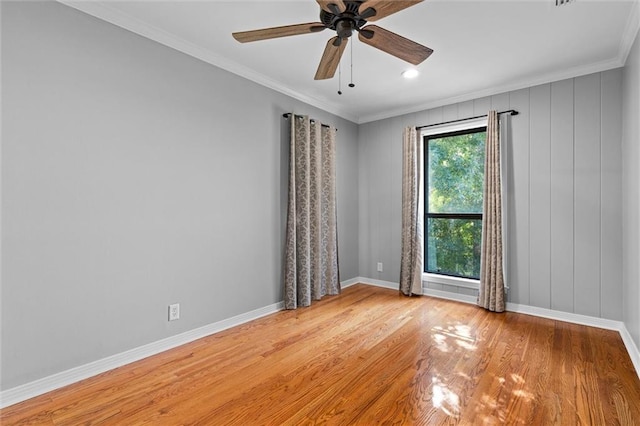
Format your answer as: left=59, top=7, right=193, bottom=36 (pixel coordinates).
left=2, top=0, right=636, bottom=394
left=358, top=70, right=624, bottom=320
left=622, top=29, right=640, bottom=348
left=1, top=1, right=359, bottom=390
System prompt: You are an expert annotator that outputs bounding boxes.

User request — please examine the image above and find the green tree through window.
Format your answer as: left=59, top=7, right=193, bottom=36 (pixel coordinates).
left=425, top=127, right=486, bottom=279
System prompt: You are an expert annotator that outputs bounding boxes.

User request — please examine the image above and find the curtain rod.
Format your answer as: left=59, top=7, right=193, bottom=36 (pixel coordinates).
left=282, top=113, right=336, bottom=131
left=416, top=109, right=518, bottom=130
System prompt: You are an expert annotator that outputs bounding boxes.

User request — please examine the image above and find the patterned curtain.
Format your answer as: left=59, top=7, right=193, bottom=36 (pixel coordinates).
left=284, top=115, right=340, bottom=309
left=478, top=111, right=506, bottom=312
left=399, top=127, right=424, bottom=296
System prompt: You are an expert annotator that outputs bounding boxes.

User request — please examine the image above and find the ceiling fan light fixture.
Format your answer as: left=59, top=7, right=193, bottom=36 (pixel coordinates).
left=335, top=19, right=355, bottom=39
left=402, top=69, right=419, bottom=79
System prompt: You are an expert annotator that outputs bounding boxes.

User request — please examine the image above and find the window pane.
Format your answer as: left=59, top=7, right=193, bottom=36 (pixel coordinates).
left=428, top=131, right=486, bottom=213
left=426, top=217, right=482, bottom=279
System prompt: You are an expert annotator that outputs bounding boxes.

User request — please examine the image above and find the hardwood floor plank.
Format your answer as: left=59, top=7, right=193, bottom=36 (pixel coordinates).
left=2, top=284, right=639, bottom=425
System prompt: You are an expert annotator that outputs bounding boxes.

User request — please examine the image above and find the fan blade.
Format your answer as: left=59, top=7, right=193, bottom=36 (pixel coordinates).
left=233, top=23, right=325, bottom=43
left=316, top=0, right=347, bottom=14
left=358, top=25, right=432, bottom=65
left=359, top=0, right=423, bottom=22
left=315, top=37, right=348, bottom=80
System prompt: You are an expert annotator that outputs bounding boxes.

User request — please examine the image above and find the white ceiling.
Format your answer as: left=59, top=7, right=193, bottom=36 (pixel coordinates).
left=61, top=0, right=639, bottom=123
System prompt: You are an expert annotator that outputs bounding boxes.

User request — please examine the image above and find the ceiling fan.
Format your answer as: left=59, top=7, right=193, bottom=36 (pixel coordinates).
left=232, top=0, right=433, bottom=80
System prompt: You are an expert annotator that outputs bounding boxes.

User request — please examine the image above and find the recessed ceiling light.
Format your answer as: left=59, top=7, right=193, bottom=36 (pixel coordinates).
left=402, top=69, right=419, bottom=79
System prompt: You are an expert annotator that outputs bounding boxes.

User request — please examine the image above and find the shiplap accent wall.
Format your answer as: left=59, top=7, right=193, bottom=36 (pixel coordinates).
left=358, top=69, right=623, bottom=320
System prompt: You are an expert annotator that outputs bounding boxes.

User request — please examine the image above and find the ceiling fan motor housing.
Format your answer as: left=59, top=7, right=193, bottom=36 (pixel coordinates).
left=320, top=0, right=368, bottom=39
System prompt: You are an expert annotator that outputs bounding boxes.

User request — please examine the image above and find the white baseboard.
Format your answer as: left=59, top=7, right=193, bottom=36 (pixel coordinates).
left=1, top=277, right=362, bottom=408
left=619, top=324, right=640, bottom=379
left=340, top=277, right=362, bottom=288
left=354, top=277, right=398, bottom=290
left=0, top=301, right=284, bottom=409
left=3, top=278, right=639, bottom=408
left=505, top=302, right=624, bottom=331
left=507, top=303, right=639, bottom=379
left=358, top=277, right=640, bottom=380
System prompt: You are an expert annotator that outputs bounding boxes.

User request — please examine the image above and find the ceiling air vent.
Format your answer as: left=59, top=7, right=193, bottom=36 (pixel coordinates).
left=556, top=0, right=575, bottom=5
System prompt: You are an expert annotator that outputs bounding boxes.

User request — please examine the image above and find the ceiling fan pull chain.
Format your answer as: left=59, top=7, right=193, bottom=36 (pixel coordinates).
left=338, top=61, right=343, bottom=95
left=349, top=39, right=355, bottom=88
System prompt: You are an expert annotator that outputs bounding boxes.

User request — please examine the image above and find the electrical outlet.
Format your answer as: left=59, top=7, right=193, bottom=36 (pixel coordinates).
left=377, top=262, right=383, bottom=272
left=168, top=303, right=180, bottom=321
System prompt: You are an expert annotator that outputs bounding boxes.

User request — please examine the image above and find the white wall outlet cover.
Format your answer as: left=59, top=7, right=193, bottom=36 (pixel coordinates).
left=168, top=303, right=180, bottom=321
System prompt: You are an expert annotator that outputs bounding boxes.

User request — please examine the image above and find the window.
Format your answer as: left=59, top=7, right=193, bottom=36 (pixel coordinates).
left=424, top=126, right=486, bottom=280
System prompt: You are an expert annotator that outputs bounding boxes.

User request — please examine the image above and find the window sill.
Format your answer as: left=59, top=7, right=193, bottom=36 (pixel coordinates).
left=422, top=273, right=479, bottom=290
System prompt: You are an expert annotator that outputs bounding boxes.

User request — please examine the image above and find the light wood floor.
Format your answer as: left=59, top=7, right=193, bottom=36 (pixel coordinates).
left=2, top=284, right=640, bottom=425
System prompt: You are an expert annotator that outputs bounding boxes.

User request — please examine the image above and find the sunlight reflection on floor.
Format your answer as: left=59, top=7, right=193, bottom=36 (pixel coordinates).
left=425, top=321, right=536, bottom=424
left=431, top=323, right=478, bottom=353
left=432, top=333, right=451, bottom=352
left=470, top=373, right=534, bottom=424
left=431, top=376, right=461, bottom=417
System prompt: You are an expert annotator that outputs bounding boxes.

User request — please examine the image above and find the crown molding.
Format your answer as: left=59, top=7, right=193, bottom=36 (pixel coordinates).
left=358, top=56, right=624, bottom=123
left=55, top=0, right=639, bottom=125
left=360, top=0, right=637, bottom=123
left=619, top=0, right=640, bottom=65
left=56, top=1, right=359, bottom=124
